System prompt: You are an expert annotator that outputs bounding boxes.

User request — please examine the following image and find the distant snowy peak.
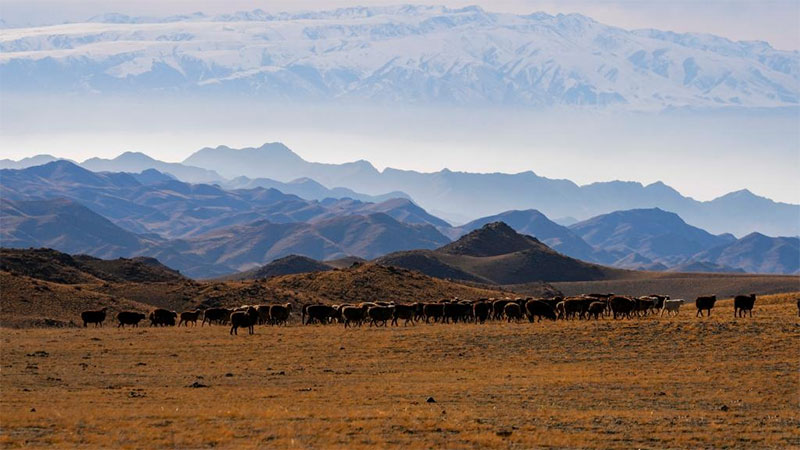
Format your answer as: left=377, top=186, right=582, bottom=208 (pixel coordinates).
left=1, top=5, right=797, bottom=109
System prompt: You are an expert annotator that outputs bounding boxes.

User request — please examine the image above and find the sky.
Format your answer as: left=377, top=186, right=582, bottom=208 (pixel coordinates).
left=1, top=0, right=799, bottom=204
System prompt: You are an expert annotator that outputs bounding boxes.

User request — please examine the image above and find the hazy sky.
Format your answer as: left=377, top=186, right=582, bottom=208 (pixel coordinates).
left=3, top=94, right=798, bottom=204
left=1, top=1, right=798, bottom=204
left=1, top=0, right=798, bottom=50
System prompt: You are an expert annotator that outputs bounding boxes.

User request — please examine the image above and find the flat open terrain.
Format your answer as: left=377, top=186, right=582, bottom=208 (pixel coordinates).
left=548, top=273, right=800, bottom=301
left=1, top=294, right=798, bottom=448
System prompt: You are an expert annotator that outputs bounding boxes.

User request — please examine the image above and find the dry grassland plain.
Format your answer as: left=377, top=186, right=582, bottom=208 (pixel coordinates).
left=1, top=294, right=798, bottom=448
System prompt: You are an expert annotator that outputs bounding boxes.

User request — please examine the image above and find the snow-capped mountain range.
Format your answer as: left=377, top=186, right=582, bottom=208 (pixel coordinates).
left=1, top=5, right=797, bottom=109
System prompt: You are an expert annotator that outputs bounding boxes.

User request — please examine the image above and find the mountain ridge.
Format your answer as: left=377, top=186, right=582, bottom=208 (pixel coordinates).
left=377, top=221, right=627, bottom=284
left=2, top=160, right=797, bottom=276
left=175, top=143, right=799, bottom=237
left=2, top=6, right=797, bottom=109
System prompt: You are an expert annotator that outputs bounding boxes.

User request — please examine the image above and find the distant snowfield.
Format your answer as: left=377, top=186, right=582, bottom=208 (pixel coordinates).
left=1, top=5, right=798, bottom=109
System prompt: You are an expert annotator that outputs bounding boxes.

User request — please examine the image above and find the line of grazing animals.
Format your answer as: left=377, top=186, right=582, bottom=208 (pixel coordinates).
left=78, top=293, right=791, bottom=330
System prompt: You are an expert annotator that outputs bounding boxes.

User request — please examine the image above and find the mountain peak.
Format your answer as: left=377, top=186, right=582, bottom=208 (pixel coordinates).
left=715, top=189, right=759, bottom=201
left=439, top=221, right=549, bottom=257
left=24, top=160, right=102, bottom=182
left=116, top=151, right=158, bottom=163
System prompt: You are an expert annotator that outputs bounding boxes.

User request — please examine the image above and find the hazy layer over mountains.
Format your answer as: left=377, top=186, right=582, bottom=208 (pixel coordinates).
left=1, top=157, right=797, bottom=277
left=3, top=143, right=797, bottom=238
left=185, top=143, right=798, bottom=237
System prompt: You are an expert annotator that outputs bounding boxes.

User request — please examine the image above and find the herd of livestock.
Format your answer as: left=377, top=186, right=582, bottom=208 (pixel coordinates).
left=77, top=293, right=794, bottom=335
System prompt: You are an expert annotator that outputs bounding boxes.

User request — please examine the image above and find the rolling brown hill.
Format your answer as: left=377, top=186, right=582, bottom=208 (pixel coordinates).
left=0, top=248, right=548, bottom=327
left=0, top=248, right=184, bottom=284
left=0, top=271, right=156, bottom=328
left=221, top=255, right=335, bottom=281
left=377, top=222, right=629, bottom=284
left=261, top=262, right=556, bottom=304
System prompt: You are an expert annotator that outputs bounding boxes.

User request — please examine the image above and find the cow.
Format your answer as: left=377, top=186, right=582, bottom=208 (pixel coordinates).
left=610, top=296, right=636, bottom=319
left=81, top=308, right=107, bottom=327
left=178, top=310, right=201, bottom=327
left=695, top=295, right=717, bottom=317
left=269, top=304, right=292, bottom=325
left=392, top=304, right=417, bottom=326
left=525, top=300, right=557, bottom=322
left=200, top=308, right=229, bottom=326
left=368, top=306, right=394, bottom=327
left=734, top=294, right=756, bottom=318
left=230, top=306, right=258, bottom=335
left=342, top=306, right=365, bottom=328
left=587, top=301, right=606, bottom=320
left=504, top=303, right=523, bottom=322
left=660, top=299, right=685, bottom=316
left=149, top=309, right=177, bottom=326
left=116, top=311, right=145, bottom=328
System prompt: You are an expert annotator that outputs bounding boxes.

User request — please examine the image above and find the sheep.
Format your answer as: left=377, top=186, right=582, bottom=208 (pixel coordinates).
left=554, top=301, right=566, bottom=320
left=423, top=303, right=444, bottom=324
left=392, top=304, right=417, bottom=326
left=797, top=298, right=800, bottom=317
left=202, top=308, right=231, bottom=326
left=367, top=305, right=394, bottom=327
left=695, top=295, right=717, bottom=317
left=329, top=305, right=344, bottom=324
left=178, top=310, right=201, bottom=327
left=256, top=305, right=271, bottom=325
left=587, top=301, right=606, bottom=320
left=304, top=304, right=336, bottom=325
left=504, top=303, right=523, bottom=322
left=473, top=301, right=492, bottom=324
left=647, top=295, right=670, bottom=310
left=81, top=308, right=107, bottom=327
left=149, top=309, right=177, bottom=326
left=443, top=302, right=471, bottom=324
left=269, top=304, right=292, bottom=326
left=412, top=302, right=425, bottom=322
left=492, top=299, right=512, bottom=320
left=734, top=294, right=756, bottom=318
left=342, top=306, right=365, bottom=328
left=116, top=311, right=145, bottom=328
left=660, top=299, right=685, bottom=316
left=230, top=306, right=258, bottom=335
left=563, top=298, right=590, bottom=320
left=610, top=296, right=636, bottom=319
left=525, top=300, right=557, bottom=322
left=635, top=297, right=655, bottom=317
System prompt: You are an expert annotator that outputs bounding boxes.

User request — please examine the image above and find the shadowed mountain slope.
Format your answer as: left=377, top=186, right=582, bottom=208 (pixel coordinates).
left=222, top=255, right=335, bottom=281
left=0, top=248, right=183, bottom=284
left=569, top=208, right=735, bottom=266
left=377, top=222, right=627, bottom=284
left=691, top=233, right=799, bottom=275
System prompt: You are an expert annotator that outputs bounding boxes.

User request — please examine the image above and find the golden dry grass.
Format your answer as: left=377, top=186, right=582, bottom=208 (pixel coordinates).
left=1, top=293, right=798, bottom=448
